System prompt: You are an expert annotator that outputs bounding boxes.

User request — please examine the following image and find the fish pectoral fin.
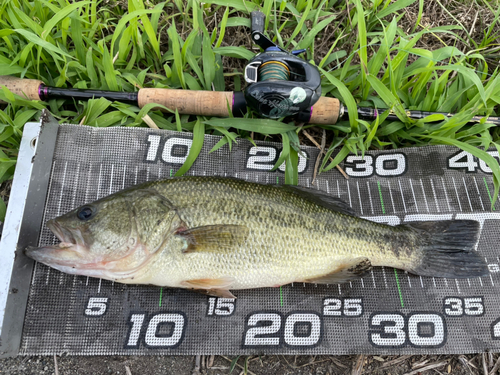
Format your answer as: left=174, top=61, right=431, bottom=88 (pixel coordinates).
left=305, top=257, right=372, bottom=284
left=177, top=225, right=249, bottom=253
left=182, top=276, right=235, bottom=290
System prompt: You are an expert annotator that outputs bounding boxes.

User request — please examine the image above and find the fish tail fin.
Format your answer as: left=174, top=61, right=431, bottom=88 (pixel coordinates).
left=405, top=220, right=488, bottom=278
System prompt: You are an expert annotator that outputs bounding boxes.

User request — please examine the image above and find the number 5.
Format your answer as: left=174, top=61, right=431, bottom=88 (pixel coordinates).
left=85, top=297, right=109, bottom=316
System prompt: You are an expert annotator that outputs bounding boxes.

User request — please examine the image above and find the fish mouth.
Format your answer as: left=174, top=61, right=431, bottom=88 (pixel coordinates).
left=24, top=219, right=93, bottom=275
left=47, top=219, right=81, bottom=247
left=25, top=220, right=152, bottom=280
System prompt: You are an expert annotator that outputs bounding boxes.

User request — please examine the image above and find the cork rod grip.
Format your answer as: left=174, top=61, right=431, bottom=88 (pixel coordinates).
left=0, top=76, right=43, bottom=104
left=138, top=88, right=234, bottom=116
left=309, top=97, right=341, bottom=124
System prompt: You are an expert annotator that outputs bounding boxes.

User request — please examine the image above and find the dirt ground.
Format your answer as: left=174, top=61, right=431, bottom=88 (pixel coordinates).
left=0, top=353, right=497, bottom=375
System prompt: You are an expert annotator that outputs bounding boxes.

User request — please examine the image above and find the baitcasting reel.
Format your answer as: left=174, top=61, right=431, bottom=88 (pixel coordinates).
left=244, top=11, right=322, bottom=121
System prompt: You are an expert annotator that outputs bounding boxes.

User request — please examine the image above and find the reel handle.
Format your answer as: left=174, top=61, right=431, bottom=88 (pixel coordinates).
left=251, top=11, right=265, bottom=34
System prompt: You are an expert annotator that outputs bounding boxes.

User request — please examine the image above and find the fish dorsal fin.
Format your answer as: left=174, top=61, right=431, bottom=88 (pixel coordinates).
left=304, top=257, right=372, bottom=284
left=281, top=185, right=357, bottom=217
left=177, top=225, right=249, bottom=253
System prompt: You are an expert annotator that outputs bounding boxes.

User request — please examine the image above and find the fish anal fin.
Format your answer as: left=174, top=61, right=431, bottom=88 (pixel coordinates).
left=305, top=257, right=372, bottom=284
left=177, top=225, right=249, bottom=253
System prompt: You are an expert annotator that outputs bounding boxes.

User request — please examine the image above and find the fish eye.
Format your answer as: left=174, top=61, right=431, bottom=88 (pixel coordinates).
left=77, top=206, right=94, bottom=221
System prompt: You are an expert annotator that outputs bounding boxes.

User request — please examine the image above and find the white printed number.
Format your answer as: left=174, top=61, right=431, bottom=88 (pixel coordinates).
left=207, top=297, right=235, bottom=316
left=492, top=319, right=500, bottom=340
left=323, top=298, right=363, bottom=317
left=369, top=313, right=446, bottom=348
left=243, top=312, right=321, bottom=347
left=448, top=150, right=499, bottom=173
left=246, top=146, right=307, bottom=173
left=85, top=297, right=109, bottom=316
left=145, top=135, right=192, bottom=164
left=344, top=154, right=406, bottom=177
left=126, top=313, right=186, bottom=348
left=444, top=297, right=484, bottom=317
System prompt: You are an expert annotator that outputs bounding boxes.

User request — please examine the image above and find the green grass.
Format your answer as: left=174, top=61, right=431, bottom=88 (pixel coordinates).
left=1, top=0, right=500, bottom=220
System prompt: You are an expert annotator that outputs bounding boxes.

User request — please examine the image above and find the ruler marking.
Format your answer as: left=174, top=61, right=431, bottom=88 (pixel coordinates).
left=419, top=179, right=430, bottom=212
left=398, top=180, right=407, bottom=213
left=455, top=279, right=461, bottom=294
left=483, top=177, right=496, bottom=210
left=394, top=269, right=404, bottom=308
left=337, top=180, right=340, bottom=198
left=381, top=267, right=388, bottom=288
left=109, top=164, right=115, bottom=195
left=462, top=177, right=473, bottom=211
left=406, top=274, right=412, bottom=288
left=409, top=179, right=419, bottom=213
left=377, top=181, right=385, bottom=214
left=346, top=181, right=352, bottom=208
left=419, top=276, right=424, bottom=288
left=122, top=164, right=127, bottom=189
left=430, top=179, right=440, bottom=212
left=360, top=278, right=364, bottom=288
left=441, top=177, right=452, bottom=212
left=371, top=270, right=376, bottom=288
left=387, top=181, right=396, bottom=213
left=485, top=258, right=494, bottom=286
left=70, top=162, right=81, bottom=209
left=367, top=181, right=374, bottom=214
left=56, top=162, right=68, bottom=216
left=338, top=284, right=341, bottom=295
left=452, top=177, right=463, bottom=212
left=96, top=163, right=104, bottom=291
left=473, top=176, right=485, bottom=211
left=356, top=181, right=364, bottom=215
left=326, top=180, right=330, bottom=194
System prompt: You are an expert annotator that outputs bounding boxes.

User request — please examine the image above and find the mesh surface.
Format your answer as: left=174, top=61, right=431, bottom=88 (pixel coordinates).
left=20, top=124, right=500, bottom=355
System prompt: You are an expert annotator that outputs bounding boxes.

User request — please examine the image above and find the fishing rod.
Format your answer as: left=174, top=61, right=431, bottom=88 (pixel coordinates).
left=1, top=11, right=500, bottom=127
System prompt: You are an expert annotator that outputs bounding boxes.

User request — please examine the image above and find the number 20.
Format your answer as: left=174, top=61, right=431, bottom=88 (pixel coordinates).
left=243, top=312, right=322, bottom=347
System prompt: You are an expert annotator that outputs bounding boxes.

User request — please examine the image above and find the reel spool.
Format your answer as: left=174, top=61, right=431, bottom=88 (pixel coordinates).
left=243, top=12, right=322, bottom=120
left=258, top=61, right=290, bottom=81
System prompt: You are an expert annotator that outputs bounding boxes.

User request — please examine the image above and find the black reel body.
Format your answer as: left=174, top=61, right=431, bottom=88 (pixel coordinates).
left=244, top=11, right=322, bottom=120
left=244, top=51, right=321, bottom=119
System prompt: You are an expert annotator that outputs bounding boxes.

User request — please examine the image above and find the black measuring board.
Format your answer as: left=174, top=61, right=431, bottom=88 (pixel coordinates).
left=20, top=125, right=500, bottom=355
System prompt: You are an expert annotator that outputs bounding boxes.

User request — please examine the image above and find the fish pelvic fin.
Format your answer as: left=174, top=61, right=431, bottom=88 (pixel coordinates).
left=177, top=225, right=249, bottom=253
left=182, top=277, right=235, bottom=289
left=182, top=277, right=236, bottom=298
left=191, top=288, right=236, bottom=299
left=304, top=257, right=372, bottom=284
left=405, top=220, right=488, bottom=278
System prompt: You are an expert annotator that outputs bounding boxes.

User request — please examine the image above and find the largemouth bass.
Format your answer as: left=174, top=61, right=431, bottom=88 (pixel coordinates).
left=26, top=177, right=488, bottom=298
